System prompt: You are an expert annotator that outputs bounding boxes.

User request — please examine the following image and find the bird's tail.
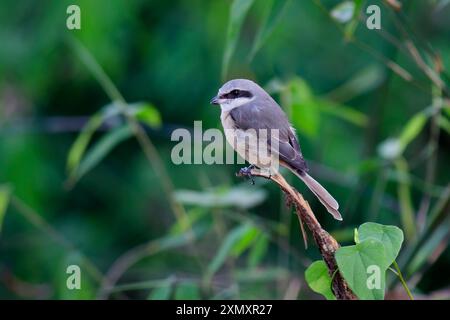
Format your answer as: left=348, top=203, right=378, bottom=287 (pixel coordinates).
left=291, top=169, right=342, bottom=221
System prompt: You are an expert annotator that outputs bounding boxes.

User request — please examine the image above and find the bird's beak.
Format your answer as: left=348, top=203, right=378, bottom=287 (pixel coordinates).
left=210, top=95, right=220, bottom=105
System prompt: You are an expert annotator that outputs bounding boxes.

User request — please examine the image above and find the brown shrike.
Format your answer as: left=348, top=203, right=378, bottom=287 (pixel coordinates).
left=211, top=79, right=342, bottom=220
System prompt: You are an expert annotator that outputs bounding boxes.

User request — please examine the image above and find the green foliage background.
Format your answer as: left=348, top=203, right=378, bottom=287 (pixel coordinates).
left=0, top=0, right=449, bottom=299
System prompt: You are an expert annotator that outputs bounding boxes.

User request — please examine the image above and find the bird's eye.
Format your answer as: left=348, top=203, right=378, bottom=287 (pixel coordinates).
left=224, top=89, right=240, bottom=99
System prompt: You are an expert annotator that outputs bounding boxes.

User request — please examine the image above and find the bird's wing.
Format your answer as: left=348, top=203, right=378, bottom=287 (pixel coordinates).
left=230, top=102, right=308, bottom=172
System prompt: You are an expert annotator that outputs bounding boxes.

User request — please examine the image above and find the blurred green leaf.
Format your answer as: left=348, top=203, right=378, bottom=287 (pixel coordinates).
left=335, top=238, right=389, bottom=300
left=149, top=286, right=172, bottom=300
left=444, top=103, right=450, bottom=117
left=344, top=0, right=363, bottom=39
left=207, top=223, right=254, bottom=277
left=103, top=101, right=161, bottom=128
left=222, top=0, right=255, bottom=79
left=247, top=233, right=269, bottom=268
left=0, top=185, right=12, bottom=233
left=438, top=116, right=450, bottom=134
left=131, top=102, right=161, bottom=129
left=326, top=65, right=385, bottom=102
left=316, top=99, right=368, bottom=127
left=249, top=0, right=290, bottom=60
left=231, top=225, right=261, bottom=257
left=170, top=208, right=208, bottom=235
left=330, top=0, right=363, bottom=39
left=66, top=100, right=159, bottom=185
left=407, top=224, right=448, bottom=276
left=394, top=158, right=416, bottom=241
left=358, top=222, right=404, bottom=264
left=305, top=260, right=336, bottom=300
left=287, top=78, right=320, bottom=138
left=378, top=112, right=428, bottom=160
left=156, top=224, right=208, bottom=253
left=285, top=78, right=367, bottom=137
left=70, top=37, right=124, bottom=103
left=398, top=112, right=427, bottom=150
left=71, top=125, right=133, bottom=184
left=148, top=284, right=173, bottom=300
left=66, top=113, right=103, bottom=175
left=174, top=282, right=201, bottom=300
left=175, top=186, right=267, bottom=210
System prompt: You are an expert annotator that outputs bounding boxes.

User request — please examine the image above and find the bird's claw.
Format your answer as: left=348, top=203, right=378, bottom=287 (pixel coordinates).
left=238, top=165, right=255, bottom=185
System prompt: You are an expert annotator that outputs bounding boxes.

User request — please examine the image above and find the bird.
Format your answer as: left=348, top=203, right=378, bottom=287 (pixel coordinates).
left=211, top=78, right=342, bottom=221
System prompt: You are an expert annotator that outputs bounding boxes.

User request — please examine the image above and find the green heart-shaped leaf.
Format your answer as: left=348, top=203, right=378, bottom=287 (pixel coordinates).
left=335, top=239, right=389, bottom=300
left=305, top=260, right=336, bottom=300
left=358, top=222, right=404, bottom=264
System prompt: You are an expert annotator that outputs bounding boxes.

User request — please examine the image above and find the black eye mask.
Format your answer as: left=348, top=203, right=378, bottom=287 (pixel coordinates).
left=221, top=89, right=253, bottom=100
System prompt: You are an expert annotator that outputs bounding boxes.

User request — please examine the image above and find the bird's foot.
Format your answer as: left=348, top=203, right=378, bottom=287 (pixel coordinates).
left=238, top=165, right=256, bottom=185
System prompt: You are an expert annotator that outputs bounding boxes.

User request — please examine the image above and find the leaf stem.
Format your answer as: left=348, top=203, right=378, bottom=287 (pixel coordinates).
left=392, top=261, right=414, bottom=300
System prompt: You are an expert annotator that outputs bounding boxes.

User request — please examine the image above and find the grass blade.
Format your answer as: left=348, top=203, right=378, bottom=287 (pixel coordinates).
left=66, top=113, right=103, bottom=175
left=0, top=185, right=12, bottom=233
left=398, top=112, right=427, bottom=150
left=394, top=158, right=416, bottom=241
left=71, top=125, right=133, bottom=184
left=222, top=0, right=255, bottom=80
left=206, top=223, right=254, bottom=278
left=248, top=0, right=290, bottom=60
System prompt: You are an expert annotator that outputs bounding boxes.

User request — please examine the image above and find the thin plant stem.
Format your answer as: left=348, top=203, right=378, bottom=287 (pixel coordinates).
left=394, top=158, right=416, bottom=241
left=69, top=38, right=207, bottom=293
left=312, top=0, right=440, bottom=96
left=392, top=261, right=414, bottom=300
left=417, top=88, right=443, bottom=231
left=69, top=38, right=189, bottom=230
left=10, top=196, right=104, bottom=284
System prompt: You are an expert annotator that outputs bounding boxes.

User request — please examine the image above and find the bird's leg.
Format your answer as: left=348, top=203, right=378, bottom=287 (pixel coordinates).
left=238, top=164, right=256, bottom=185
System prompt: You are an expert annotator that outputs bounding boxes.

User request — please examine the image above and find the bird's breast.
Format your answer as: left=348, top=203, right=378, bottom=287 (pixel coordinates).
left=221, top=110, right=241, bottom=149
left=220, top=110, right=277, bottom=171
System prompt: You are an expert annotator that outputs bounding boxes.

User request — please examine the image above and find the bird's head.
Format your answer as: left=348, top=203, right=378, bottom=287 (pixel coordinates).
left=211, top=79, right=260, bottom=111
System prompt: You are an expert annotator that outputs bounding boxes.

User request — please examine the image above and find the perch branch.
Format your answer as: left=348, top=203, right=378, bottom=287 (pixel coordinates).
left=237, top=170, right=357, bottom=300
